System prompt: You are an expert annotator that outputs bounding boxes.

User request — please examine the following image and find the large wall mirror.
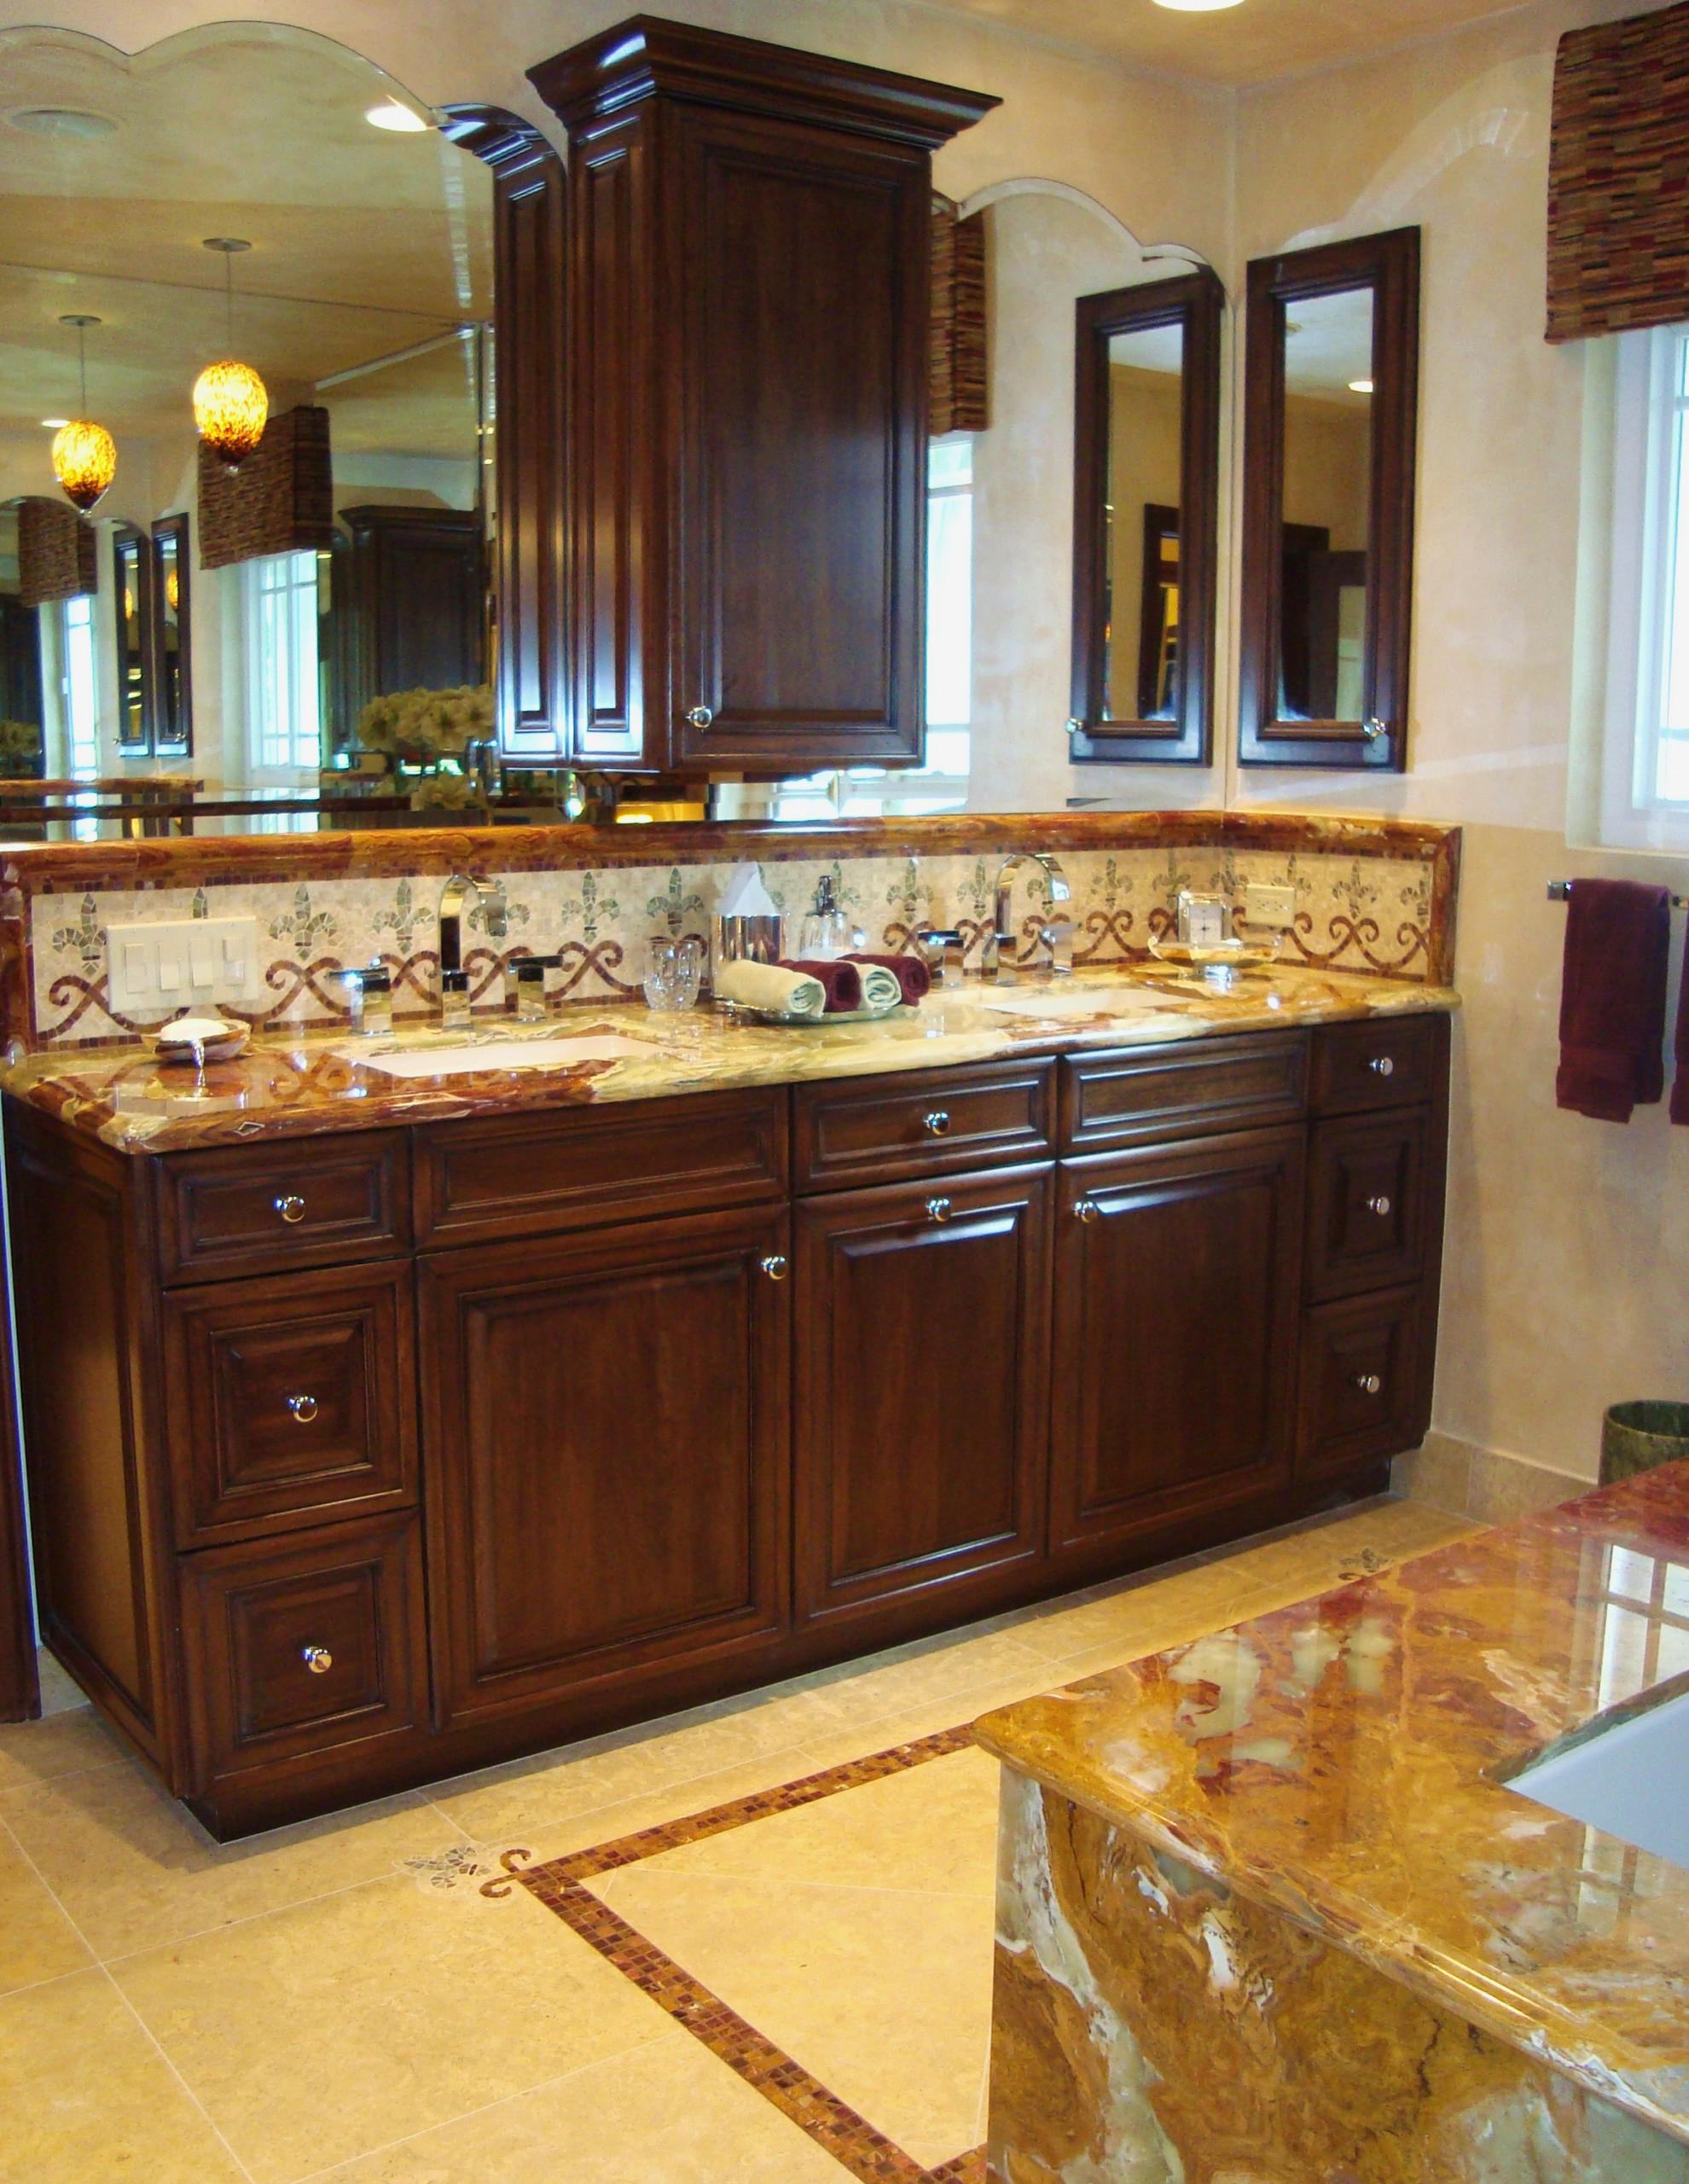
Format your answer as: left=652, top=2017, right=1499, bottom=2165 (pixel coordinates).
left=1067, top=269, right=1222, bottom=767
left=0, top=23, right=502, bottom=812
left=1238, top=226, right=1419, bottom=772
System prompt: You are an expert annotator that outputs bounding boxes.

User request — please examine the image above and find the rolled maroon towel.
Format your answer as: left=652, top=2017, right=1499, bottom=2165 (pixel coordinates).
left=1673, top=932, right=1689, bottom=1124
left=845, top=950, right=932, bottom=1006
left=1556, top=879, right=1671, bottom=1124
left=780, top=957, right=862, bottom=1014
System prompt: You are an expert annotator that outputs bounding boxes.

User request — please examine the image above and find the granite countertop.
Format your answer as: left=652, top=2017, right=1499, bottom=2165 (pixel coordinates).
left=0, top=962, right=1455, bottom=1155
left=974, top=1463, right=1689, bottom=2149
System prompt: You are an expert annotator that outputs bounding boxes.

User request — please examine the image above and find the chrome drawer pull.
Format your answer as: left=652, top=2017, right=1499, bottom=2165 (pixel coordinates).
left=923, top=1110, right=951, bottom=1136
left=287, top=1394, right=319, bottom=1424
left=1367, top=1055, right=1395, bottom=1077
left=686, top=705, right=713, bottom=728
left=926, top=1197, right=952, bottom=1224
left=1075, top=1199, right=1101, bottom=1224
left=302, top=1645, right=333, bottom=1675
left=1366, top=1195, right=1392, bottom=1217
left=274, top=1194, right=306, bottom=1224
left=1355, top=1374, right=1384, bottom=1396
left=760, top=1254, right=788, bottom=1281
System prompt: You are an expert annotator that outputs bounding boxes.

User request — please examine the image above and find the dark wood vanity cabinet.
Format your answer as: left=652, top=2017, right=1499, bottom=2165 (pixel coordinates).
left=529, top=19, right=996, bottom=774
left=3, top=1010, right=1450, bottom=1835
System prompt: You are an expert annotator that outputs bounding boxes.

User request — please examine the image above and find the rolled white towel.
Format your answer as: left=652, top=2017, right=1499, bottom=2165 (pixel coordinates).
left=853, top=961, right=903, bottom=1014
left=715, top=958, right=827, bottom=1019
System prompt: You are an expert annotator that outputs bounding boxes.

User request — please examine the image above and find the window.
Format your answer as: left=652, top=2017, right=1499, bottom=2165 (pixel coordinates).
left=749, top=439, right=973, bottom=822
left=61, top=593, right=99, bottom=778
left=245, top=550, right=322, bottom=775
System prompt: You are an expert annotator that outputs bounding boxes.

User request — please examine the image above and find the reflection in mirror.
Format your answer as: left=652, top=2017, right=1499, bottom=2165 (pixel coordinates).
left=0, top=23, right=496, bottom=832
left=1239, top=225, right=1419, bottom=773
left=1106, top=321, right=1183, bottom=722
left=1280, top=288, right=1372, bottom=723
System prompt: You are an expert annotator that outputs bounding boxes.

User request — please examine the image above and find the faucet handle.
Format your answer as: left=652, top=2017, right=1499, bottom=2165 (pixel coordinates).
left=918, top=929, right=968, bottom=986
left=1039, top=920, right=1075, bottom=976
left=482, top=880, right=509, bottom=942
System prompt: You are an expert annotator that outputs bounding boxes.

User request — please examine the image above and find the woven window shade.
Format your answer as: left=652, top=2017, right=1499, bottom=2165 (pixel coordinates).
left=931, top=194, right=989, bottom=433
left=16, top=497, right=98, bottom=609
left=197, top=404, right=335, bottom=571
left=1548, top=0, right=1689, bottom=343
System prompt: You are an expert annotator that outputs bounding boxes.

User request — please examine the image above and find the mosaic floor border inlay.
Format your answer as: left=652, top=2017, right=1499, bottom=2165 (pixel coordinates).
left=507, top=1724, right=985, bottom=2183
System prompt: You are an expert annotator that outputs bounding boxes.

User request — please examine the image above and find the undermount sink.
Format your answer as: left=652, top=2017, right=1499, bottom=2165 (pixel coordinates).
left=350, top=1034, right=656, bottom=1078
left=1505, top=1683, right=1689, bottom=1867
left=979, top=984, right=1184, bottom=1019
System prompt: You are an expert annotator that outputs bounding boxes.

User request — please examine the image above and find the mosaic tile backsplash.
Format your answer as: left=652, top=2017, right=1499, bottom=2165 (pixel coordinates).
left=21, top=827, right=1449, bottom=1048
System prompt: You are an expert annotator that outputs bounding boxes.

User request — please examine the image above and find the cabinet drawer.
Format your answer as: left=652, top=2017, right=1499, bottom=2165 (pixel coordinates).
left=1309, top=1014, right=1443, bottom=1115
left=1297, top=1287, right=1425, bottom=1479
left=793, top=1061, right=1053, bottom=1191
left=163, top=1264, right=416, bottom=1548
left=414, top=1088, right=786, bottom=1246
left=1060, top=1032, right=1307, bottom=1152
left=1305, top=1107, right=1430, bottom=1302
left=178, top=1513, right=426, bottom=1792
left=156, top=1133, right=410, bottom=1284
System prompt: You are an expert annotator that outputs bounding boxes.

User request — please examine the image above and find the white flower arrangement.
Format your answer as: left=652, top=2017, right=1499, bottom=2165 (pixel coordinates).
left=355, top=684, right=494, bottom=764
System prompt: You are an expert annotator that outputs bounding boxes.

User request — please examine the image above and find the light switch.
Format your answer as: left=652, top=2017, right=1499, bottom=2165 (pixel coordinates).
left=106, top=915, right=262, bottom=1017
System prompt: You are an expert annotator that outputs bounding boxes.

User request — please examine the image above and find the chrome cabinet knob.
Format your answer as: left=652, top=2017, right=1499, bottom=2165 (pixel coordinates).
left=1366, top=1195, right=1392, bottom=1217
left=1367, top=1055, right=1395, bottom=1077
left=923, top=1110, right=950, bottom=1136
left=1075, top=1199, right=1101, bottom=1224
left=1355, top=1374, right=1384, bottom=1396
left=926, top=1197, right=952, bottom=1224
left=1361, top=717, right=1389, bottom=741
left=302, top=1645, right=333, bottom=1675
left=287, top=1394, right=319, bottom=1423
left=686, top=705, right=713, bottom=728
left=274, top=1193, right=306, bottom=1224
left=760, top=1254, right=788, bottom=1281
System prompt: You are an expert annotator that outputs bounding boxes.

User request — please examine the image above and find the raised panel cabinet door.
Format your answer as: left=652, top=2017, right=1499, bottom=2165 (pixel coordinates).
left=1050, top=1127, right=1305, bottom=1555
left=672, top=105, right=927, bottom=770
left=794, top=1165, right=1052, bottom=1628
left=421, top=1205, right=791, bottom=1727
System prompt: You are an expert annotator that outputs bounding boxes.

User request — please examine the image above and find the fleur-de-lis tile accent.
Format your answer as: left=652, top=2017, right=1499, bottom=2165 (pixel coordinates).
left=51, top=894, right=103, bottom=974
left=885, top=857, right=933, bottom=926
left=268, top=884, right=337, bottom=955
left=648, top=868, right=705, bottom=934
left=1088, top=856, right=1134, bottom=913
left=1205, top=849, right=1240, bottom=898
left=372, top=879, right=435, bottom=956
left=191, top=887, right=208, bottom=921
left=561, top=870, right=621, bottom=943
left=955, top=858, right=993, bottom=921
left=1334, top=861, right=1380, bottom=920
left=1150, top=851, right=1192, bottom=910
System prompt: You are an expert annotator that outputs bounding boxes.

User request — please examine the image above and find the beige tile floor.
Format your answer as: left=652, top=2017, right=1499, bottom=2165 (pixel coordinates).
left=0, top=1494, right=1478, bottom=2184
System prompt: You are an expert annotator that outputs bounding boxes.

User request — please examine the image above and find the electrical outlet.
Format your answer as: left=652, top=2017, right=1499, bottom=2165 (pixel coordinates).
left=1244, top=883, right=1297, bottom=930
left=107, top=916, right=262, bottom=1017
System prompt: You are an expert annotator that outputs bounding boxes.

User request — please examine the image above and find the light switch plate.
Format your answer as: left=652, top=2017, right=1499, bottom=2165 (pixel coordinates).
left=1244, top=883, right=1297, bottom=930
left=107, top=916, right=262, bottom=1017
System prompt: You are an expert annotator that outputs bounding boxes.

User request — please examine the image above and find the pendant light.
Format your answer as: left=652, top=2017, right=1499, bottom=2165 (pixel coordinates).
left=192, top=237, right=268, bottom=468
left=50, top=314, right=116, bottom=513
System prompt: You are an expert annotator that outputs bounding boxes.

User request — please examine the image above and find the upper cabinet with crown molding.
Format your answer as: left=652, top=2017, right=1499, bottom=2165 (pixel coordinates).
left=527, top=16, right=997, bottom=776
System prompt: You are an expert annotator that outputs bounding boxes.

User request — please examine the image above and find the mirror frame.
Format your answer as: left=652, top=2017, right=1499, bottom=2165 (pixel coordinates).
left=150, top=511, right=191, bottom=758
left=112, top=525, right=152, bottom=755
left=1238, top=225, right=1419, bottom=772
left=1068, top=268, right=1223, bottom=767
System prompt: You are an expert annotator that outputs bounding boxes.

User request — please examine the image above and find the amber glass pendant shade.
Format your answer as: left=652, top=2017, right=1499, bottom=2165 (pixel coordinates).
left=192, top=357, right=268, bottom=468
left=51, top=417, right=116, bottom=511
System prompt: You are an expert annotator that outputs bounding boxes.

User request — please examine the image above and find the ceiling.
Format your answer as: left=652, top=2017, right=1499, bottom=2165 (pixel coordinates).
left=920, top=0, right=1540, bottom=88
left=0, top=27, right=490, bottom=464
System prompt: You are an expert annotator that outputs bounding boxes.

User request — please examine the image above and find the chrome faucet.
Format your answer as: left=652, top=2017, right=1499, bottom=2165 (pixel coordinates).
left=437, top=873, right=508, bottom=989
left=990, top=853, right=1073, bottom=982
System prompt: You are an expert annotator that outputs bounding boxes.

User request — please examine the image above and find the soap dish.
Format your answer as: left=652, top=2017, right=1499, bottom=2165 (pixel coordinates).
left=148, top=1014, right=251, bottom=1066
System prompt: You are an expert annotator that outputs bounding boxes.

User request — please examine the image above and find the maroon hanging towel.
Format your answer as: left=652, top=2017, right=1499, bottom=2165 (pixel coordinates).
left=844, top=951, right=932, bottom=1007
left=1556, top=879, right=1671, bottom=1123
left=779, top=958, right=862, bottom=1013
left=1672, top=926, right=1689, bottom=1124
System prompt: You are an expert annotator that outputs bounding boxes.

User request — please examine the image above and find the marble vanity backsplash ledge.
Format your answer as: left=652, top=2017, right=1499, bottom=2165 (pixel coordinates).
left=0, top=809, right=1460, bottom=1050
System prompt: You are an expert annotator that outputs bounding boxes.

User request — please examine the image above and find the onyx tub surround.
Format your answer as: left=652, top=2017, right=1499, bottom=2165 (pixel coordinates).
left=975, top=1461, right=1689, bottom=2181
left=1, top=961, right=1450, bottom=1837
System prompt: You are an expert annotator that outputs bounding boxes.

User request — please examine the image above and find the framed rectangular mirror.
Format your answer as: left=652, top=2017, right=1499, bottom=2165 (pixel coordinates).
left=150, top=514, right=190, bottom=758
left=113, top=526, right=151, bottom=754
left=1068, top=268, right=1223, bottom=767
left=1239, top=226, right=1419, bottom=771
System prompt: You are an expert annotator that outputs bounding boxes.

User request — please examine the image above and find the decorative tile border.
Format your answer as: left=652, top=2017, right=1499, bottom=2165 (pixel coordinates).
left=504, top=1724, right=985, bottom=2184
left=15, top=816, right=1458, bottom=1047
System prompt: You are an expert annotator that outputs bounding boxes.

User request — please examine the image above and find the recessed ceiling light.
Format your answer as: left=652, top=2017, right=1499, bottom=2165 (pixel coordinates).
left=1152, top=0, right=1245, bottom=11
left=1349, top=378, right=1375, bottom=393
left=365, top=102, right=429, bottom=133
left=39, top=417, right=67, bottom=430
left=7, top=106, right=118, bottom=139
